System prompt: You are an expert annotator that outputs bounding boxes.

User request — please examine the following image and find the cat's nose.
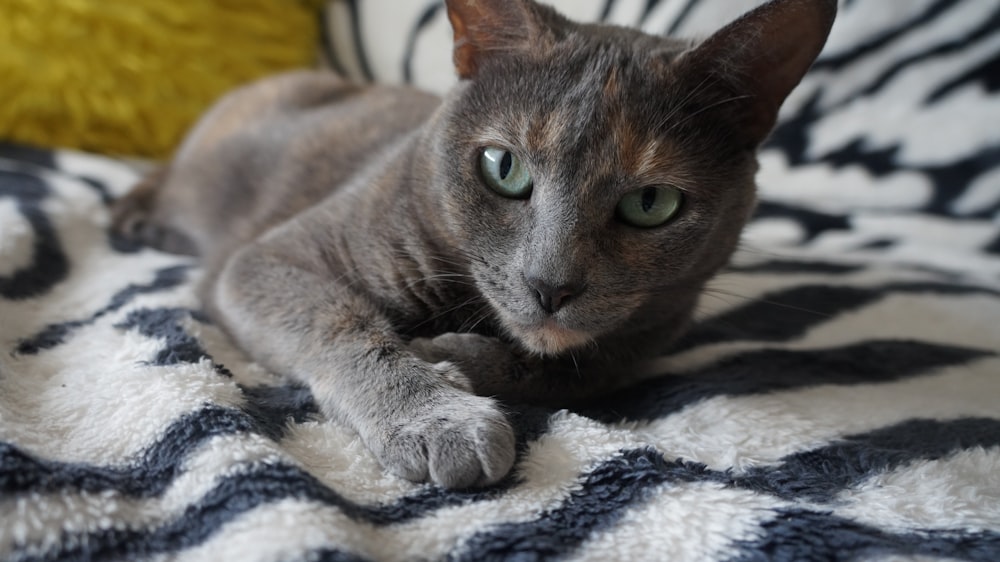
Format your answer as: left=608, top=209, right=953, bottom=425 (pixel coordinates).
left=525, top=276, right=582, bottom=314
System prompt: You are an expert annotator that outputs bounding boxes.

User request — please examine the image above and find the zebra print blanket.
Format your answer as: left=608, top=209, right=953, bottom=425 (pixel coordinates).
left=3, top=1, right=999, bottom=560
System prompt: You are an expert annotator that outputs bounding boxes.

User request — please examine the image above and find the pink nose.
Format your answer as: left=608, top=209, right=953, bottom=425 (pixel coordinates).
left=525, top=277, right=582, bottom=314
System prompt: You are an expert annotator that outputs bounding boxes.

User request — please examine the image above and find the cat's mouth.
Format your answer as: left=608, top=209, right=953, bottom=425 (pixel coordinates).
left=477, top=279, right=596, bottom=355
left=508, top=317, right=593, bottom=356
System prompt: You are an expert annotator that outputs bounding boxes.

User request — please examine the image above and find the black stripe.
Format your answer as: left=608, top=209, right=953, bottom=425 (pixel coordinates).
left=640, top=0, right=663, bottom=23
left=664, top=0, right=698, bottom=36
left=239, top=383, right=320, bottom=441
left=930, top=48, right=1000, bottom=102
left=345, top=0, right=375, bottom=81
left=727, top=508, right=1000, bottom=562
left=681, top=281, right=1000, bottom=350
left=752, top=200, right=850, bottom=241
left=308, top=550, right=372, bottom=562
left=0, top=167, right=50, bottom=201
left=864, top=7, right=1000, bottom=104
left=725, top=260, right=864, bottom=274
left=2, top=389, right=340, bottom=500
left=858, top=238, right=897, bottom=250
left=1, top=400, right=546, bottom=507
left=762, top=90, right=819, bottom=164
left=584, top=340, right=993, bottom=422
left=2, top=145, right=120, bottom=206
left=809, top=141, right=1000, bottom=219
left=735, top=417, right=1000, bottom=502
left=449, top=448, right=701, bottom=562
left=0, top=169, right=69, bottom=300
left=78, top=175, right=115, bottom=206
left=14, top=425, right=1000, bottom=561
left=812, top=0, right=960, bottom=71
left=921, top=146, right=1000, bottom=217
left=1, top=155, right=114, bottom=207
left=15, top=457, right=511, bottom=561
left=766, top=91, right=1000, bottom=220
left=0, top=405, right=256, bottom=497
left=986, top=232, right=1000, bottom=255
left=452, top=436, right=1000, bottom=562
left=402, top=2, right=443, bottom=83
left=16, top=265, right=192, bottom=354
left=682, top=284, right=876, bottom=348
left=9, top=435, right=671, bottom=560
left=0, top=141, right=56, bottom=169
left=108, top=229, right=147, bottom=253
left=598, top=0, right=616, bottom=22
left=113, top=307, right=231, bottom=375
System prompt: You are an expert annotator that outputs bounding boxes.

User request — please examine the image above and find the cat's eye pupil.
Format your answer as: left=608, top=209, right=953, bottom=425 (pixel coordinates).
left=615, top=185, right=683, bottom=228
left=499, top=151, right=512, bottom=180
left=641, top=187, right=657, bottom=212
left=480, top=147, right=533, bottom=199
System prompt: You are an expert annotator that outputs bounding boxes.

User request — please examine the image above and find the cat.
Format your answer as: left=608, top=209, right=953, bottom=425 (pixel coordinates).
left=111, top=0, right=836, bottom=488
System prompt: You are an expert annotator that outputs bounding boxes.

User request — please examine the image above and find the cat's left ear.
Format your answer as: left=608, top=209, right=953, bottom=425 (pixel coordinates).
left=678, top=0, right=837, bottom=145
left=444, top=0, right=556, bottom=79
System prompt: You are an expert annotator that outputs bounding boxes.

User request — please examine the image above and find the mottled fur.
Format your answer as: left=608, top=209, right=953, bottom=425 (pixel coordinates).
left=112, top=0, right=835, bottom=488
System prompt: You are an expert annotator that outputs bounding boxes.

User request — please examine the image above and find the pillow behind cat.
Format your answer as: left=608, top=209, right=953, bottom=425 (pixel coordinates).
left=321, top=0, right=772, bottom=94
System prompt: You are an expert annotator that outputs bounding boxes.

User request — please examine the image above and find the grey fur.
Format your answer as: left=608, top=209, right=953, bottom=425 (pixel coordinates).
left=111, top=0, right=835, bottom=488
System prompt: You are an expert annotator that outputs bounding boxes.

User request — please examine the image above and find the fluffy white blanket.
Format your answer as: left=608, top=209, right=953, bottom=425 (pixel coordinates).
left=2, top=1, right=999, bottom=560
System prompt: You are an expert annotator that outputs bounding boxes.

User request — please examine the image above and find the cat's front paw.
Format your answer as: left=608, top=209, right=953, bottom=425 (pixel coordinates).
left=409, top=333, right=515, bottom=385
left=373, top=390, right=515, bottom=489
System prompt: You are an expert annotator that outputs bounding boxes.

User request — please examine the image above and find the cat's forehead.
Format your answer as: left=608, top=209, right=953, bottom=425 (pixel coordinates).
left=469, top=50, right=697, bottom=190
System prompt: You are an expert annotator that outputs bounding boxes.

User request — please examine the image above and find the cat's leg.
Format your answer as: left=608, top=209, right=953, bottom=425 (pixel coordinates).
left=110, top=167, right=199, bottom=255
left=409, top=333, right=621, bottom=407
left=212, top=241, right=516, bottom=488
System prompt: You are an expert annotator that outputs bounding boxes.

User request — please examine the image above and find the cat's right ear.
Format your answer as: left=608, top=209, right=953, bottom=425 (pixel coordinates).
left=676, top=0, right=837, bottom=145
left=444, top=0, right=553, bottom=79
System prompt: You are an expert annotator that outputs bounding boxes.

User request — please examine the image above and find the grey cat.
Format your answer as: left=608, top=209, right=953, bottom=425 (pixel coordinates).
left=112, top=0, right=836, bottom=488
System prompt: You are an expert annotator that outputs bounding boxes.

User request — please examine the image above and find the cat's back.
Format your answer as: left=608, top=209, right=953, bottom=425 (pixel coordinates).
left=157, top=70, right=441, bottom=258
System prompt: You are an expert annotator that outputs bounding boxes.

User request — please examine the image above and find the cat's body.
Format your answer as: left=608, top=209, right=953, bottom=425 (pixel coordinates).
left=112, top=0, right=836, bottom=488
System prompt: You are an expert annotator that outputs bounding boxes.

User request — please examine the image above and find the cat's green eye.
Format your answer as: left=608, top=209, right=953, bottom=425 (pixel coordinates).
left=616, top=185, right=683, bottom=228
left=480, top=147, right=533, bottom=199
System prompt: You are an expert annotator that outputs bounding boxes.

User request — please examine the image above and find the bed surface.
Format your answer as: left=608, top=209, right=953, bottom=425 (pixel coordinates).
left=2, top=1, right=999, bottom=560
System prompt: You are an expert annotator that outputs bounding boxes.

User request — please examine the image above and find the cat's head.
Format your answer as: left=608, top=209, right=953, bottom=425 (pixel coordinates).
left=426, top=0, right=836, bottom=356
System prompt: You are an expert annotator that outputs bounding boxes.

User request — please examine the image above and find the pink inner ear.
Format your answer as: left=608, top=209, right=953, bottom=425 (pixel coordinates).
left=447, top=7, right=478, bottom=78
left=444, top=0, right=539, bottom=79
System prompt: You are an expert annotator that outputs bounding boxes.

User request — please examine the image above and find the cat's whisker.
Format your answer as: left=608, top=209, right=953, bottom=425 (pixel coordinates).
left=384, top=247, right=490, bottom=278
left=664, top=94, right=755, bottom=137
left=324, top=272, right=377, bottom=298
left=402, top=273, right=478, bottom=291
left=731, top=241, right=795, bottom=262
left=460, top=305, right=495, bottom=334
left=695, top=289, right=744, bottom=308
left=569, top=350, right=581, bottom=379
left=656, top=74, right=718, bottom=131
left=410, top=295, right=487, bottom=331
left=700, top=287, right=831, bottom=318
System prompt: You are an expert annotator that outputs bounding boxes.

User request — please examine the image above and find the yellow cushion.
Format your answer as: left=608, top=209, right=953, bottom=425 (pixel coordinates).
left=1, top=0, right=322, bottom=158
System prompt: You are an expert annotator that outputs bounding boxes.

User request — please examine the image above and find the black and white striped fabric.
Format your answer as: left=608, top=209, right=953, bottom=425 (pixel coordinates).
left=3, top=0, right=999, bottom=560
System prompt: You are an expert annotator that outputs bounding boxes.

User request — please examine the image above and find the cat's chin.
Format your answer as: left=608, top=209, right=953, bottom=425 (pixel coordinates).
left=510, top=319, right=593, bottom=357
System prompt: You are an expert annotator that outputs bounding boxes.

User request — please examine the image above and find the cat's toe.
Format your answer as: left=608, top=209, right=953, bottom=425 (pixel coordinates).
left=378, top=394, right=515, bottom=489
left=380, top=432, right=430, bottom=483
left=431, top=360, right=474, bottom=393
left=428, top=413, right=515, bottom=488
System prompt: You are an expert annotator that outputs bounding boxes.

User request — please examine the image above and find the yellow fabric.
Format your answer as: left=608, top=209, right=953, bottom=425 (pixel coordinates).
left=1, top=0, right=323, bottom=158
